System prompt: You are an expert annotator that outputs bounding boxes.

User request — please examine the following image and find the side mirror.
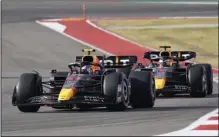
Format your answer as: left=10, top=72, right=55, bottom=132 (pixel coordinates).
left=138, top=63, right=143, bottom=66
left=68, top=64, right=72, bottom=70
left=185, top=62, right=192, bottom=66
left=50, top=69, right=57, bottom=73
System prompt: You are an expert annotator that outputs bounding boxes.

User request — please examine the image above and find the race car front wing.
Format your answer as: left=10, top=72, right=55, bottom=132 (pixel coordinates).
left=14, top=94, right=116, bottom=106
left=157, top=85, right=191, bottom=93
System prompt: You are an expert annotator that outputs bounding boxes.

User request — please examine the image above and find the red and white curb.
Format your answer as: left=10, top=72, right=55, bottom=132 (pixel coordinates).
left=157, top=108, right=218, bottom=136
left=36, top=17, right=218, bottom=136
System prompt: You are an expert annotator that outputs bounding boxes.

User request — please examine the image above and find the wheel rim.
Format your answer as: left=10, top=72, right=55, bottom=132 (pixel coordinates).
left=122, top=81, right=129, bottom=106
left=12, top=92, right=17, bottom=105
left=202, top=73, right=207, bottom=94
left=151, top=79, right=156, bottom=102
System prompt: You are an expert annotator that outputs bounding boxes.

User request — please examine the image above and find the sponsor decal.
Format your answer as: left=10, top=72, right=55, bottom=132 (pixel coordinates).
left=174, top=85, right=191, bottom=90
left=67, top=77, right=80, bottom=81
left=84, top=96, right=104, bottom=102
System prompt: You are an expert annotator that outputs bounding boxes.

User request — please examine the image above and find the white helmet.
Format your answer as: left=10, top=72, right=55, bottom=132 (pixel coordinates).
left=159, top=59, right=163, bottom=64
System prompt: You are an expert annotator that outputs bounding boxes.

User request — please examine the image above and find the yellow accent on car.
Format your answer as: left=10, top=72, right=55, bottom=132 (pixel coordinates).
left=178, top=52, right=181, bottom=57
left=155, top=78, right=166, bottom=89
left=82, top=49, right=96, bottom=55
left=58, top=88, right=76, bottom=101
left=115, top=56, right=119, bottom=64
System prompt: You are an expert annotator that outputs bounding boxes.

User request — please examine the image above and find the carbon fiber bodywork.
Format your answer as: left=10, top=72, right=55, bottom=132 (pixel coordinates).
left=12, top=55, right=138, bottom=108
left=142, top=47, right=196, bottom=94
left=137, top=66, right=191, bottom=94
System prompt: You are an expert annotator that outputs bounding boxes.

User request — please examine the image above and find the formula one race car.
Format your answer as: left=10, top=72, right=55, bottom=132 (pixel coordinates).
left=12, top=49, right=156, bottom=112
left=137, top=46, right=213, bottom=98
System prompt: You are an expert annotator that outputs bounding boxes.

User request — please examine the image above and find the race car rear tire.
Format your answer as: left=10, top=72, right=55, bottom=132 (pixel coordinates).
left=129, top=71, right=155, bottom=108
left=104, top=72, right=130, bottom=111
left=198, top=64, right=213, bottom=95
left=14, top=73, right=42, bottom=112
left=188, top=65, right=208, bottom=97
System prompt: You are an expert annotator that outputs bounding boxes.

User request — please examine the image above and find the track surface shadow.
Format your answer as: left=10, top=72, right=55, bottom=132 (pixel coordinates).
left=157, top=93, right=218, bottom=99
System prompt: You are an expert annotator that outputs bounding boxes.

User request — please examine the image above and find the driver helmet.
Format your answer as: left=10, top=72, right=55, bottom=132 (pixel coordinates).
left=164, top=58, right=173, bottom=66
left=82, top=64, right=101, bottom=74
left=159, top=58, right=172, bottom=67
left=91, top=65, right=101, bottom=72
left=158, top=59, right=164, bottom=67
left=72, top=66, right=80, bottom=73
left=69, top=63, right=80, bottom=74
left=164, top=59, right=170, bottom=66
left=81, top=65, right=91, bottom=74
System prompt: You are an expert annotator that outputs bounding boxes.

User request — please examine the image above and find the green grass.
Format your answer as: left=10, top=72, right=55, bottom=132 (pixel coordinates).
left=96, top=19, right=218, bottom=68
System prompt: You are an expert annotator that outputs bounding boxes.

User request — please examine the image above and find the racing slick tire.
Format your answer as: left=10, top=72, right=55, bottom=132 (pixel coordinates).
left=199, top=64, right=213, bottom=95
left=188, top=65, right=208, bottom=97
left=12, top=73, right=42, bottom=112
left=129, top=71, right=156, bottom=108
left=104, top=72, right=130, bottom=111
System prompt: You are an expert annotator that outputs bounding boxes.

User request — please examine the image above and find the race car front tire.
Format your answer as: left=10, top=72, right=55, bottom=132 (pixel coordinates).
left=103, top=72, right=130, bottom=111
left=14, top=73, right=42, bottom=112
left=129, top=71, right=155, bottom=108
left=188, top=65, right=208, bottom=97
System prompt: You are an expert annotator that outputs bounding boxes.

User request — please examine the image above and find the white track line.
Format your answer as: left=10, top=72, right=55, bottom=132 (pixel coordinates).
left=211, top=114, right=218, bottom=117
left=201, top=120, right=218, bottom=125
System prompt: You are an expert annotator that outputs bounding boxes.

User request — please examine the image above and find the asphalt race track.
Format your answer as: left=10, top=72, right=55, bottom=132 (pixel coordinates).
left=2, top=0, right=218, bottom=136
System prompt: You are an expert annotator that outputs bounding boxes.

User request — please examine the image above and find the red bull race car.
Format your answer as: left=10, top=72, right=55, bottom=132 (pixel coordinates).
left=12, top=49, right=156, bottom=112
left=137, top=46, right=213, bottom=97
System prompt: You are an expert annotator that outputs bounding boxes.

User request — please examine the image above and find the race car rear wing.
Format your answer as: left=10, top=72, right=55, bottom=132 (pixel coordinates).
left=144, top=51, right=196, bottom=61
left=102, top=56, right=138, bottom=67
left=171, top=51, right=196, bottom=61
left=75, top=55, right=138, bottom=67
